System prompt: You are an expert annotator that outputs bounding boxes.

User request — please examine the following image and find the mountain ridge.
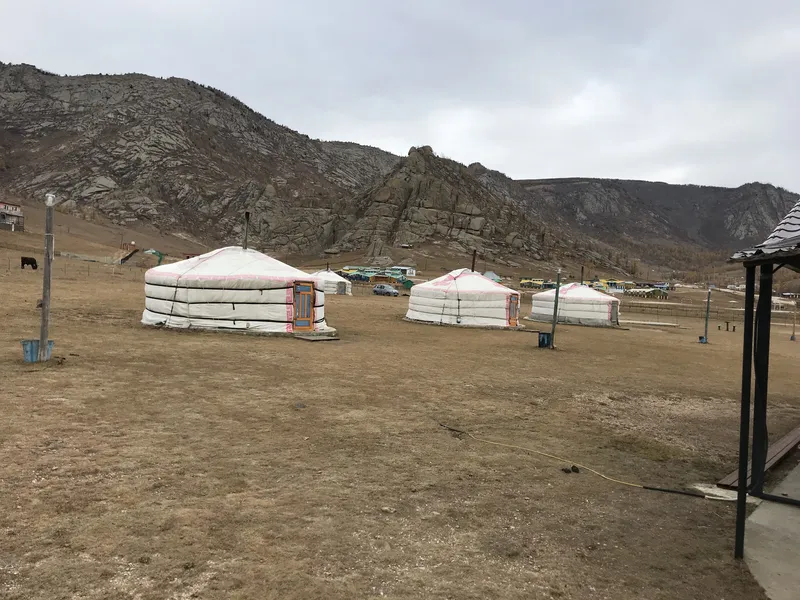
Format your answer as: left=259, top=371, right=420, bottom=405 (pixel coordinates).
left=1, top=61, right=797, bottom=271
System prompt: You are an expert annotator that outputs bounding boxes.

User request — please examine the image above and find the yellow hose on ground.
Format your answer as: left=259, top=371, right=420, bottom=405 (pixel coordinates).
left=436, top=422, right=745, bottom=503
left=439, top=422, right=644, bottom=489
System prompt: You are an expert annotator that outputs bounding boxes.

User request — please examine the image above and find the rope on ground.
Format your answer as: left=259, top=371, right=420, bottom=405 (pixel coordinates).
left=438, top=423, right=730, bottom=501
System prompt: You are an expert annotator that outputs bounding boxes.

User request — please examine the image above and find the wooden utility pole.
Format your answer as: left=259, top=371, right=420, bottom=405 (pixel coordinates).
left=550, top=268, right=562, bottom=349
left=38, top=193, right=56, bottom=362
left=243, top=211, right=251, bottom=250
left=701, top=287, right=711, bottom=343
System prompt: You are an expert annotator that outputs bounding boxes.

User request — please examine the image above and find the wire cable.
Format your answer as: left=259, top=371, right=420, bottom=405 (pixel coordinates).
left=438, top=423, right=722, bottom=500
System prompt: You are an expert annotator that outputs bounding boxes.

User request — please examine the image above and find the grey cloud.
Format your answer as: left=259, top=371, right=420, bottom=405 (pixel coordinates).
left=2, top=0, right=799, bottom=189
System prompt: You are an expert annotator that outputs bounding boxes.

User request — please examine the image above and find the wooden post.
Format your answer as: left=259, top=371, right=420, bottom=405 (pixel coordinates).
left=38, top=194, right=56, bottom=362
left=734, top=269, right=754, bottom=558
left=751, top=264, right=774, bottom=496
left=550, top=268, right=562, bottom=349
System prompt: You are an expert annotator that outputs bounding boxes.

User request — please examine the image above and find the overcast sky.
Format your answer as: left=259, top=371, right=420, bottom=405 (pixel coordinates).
left=2, top=0, right=799, bottom=189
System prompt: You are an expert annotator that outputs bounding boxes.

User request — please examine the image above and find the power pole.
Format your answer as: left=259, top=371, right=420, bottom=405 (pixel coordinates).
left=550, top=268, right=562, bottom=349
left=701, top=287, right=711, bottom=343
left=39, top=193, right=56, bottom=362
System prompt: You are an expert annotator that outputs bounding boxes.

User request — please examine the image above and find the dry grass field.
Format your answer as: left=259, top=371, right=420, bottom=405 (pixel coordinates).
left=2, top=245, right=800, bottom=599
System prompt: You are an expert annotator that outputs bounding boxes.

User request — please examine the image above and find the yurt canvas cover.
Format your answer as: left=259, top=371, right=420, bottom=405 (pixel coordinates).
left=142, top=247, right=329, bottom=333
left=309, top=269, right=352, bottom=295
left=405, top=268, right=521, bottom=328
left=528, top=283, right=619, bottom=327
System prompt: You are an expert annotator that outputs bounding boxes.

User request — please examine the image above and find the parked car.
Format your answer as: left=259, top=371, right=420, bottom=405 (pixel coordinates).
left=373, top=284, right=399, bottom=297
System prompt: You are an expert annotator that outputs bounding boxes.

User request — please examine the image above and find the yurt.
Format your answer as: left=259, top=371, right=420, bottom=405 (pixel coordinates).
left=404, top=268, right=521, bottom=328
left=528, top=283, right=620, bottom=327
left=142, top=246, right=334, bottom=334
left=309, top=269, right=352, bottom=295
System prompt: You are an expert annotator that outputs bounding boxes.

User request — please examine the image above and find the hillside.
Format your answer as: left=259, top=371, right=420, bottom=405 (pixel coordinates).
left=516, top=177, right=797, bottom=249
left=0, top=62, right=399, bottom=255
left=1, top=61, right=797, bottom=273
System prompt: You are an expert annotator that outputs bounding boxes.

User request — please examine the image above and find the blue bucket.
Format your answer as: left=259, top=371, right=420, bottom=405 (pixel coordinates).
left=21, top=339, right=54, bottom=362
left=538, top=332, right=552, bottom=348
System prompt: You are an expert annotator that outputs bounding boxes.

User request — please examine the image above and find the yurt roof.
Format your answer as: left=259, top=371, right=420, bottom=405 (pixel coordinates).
left=532, top=282, right=619, bottom=302
left=414, top=268, right=517, bottom=294
left=310, top=269, right=349, bottom=283
left=146, top=247, right=318, bottom=285
left=731, top=199, right=800, bottom=268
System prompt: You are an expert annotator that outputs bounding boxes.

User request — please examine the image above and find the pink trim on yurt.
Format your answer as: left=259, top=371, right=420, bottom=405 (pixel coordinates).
left=285, top=287, right=294, bottom=332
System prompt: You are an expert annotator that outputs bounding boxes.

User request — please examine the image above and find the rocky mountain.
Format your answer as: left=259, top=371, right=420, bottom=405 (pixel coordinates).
left=0, top=62, right=399, bottom=254
left=516, top=177, right=797, bottom=250
left=1, top=61, right=797, bottom=270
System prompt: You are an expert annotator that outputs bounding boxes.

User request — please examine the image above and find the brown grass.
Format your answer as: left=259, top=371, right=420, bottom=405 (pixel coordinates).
left=2, top=246, right=799, bottom=599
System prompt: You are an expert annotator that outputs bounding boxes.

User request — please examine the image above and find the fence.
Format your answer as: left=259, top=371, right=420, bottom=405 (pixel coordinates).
left=5, top=252, right=148, bottom=281
left=619, top=301, right=797, bottom=326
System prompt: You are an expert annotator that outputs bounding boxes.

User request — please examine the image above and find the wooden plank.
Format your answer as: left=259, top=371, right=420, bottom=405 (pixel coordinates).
left=718, top=424, right=800, bottom=490
left=718, top=437, right=799, bottom=489
left=295, top=335, right=340, bottom=342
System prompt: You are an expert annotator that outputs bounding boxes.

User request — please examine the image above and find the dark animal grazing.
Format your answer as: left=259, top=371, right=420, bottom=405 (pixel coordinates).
left=21, top=257, right=38, bottom=270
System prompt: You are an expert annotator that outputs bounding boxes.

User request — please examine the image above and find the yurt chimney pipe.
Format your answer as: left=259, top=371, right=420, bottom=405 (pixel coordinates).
left=471, top=249, right=477, bottom=272
left=243, top=211, right=250, bottom=250
left=580, top=265, right=584, bottom=286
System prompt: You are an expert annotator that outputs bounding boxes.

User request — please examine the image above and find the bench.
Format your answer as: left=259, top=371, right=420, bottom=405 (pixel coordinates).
left=717, top=424, right=800, bottom=490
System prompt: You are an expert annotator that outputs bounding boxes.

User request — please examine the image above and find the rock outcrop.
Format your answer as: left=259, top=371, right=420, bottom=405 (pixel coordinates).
left=338, top=146, right=547, bottom=257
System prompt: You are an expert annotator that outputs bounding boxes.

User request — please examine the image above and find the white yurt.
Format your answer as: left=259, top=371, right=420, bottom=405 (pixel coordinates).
left=142, top=246, right=334, bottom=334
left=309, top=269, right=352, bottom=295
left=528, top=283, right=620, bottom=327
left=405, top=268, right=522, bottom=328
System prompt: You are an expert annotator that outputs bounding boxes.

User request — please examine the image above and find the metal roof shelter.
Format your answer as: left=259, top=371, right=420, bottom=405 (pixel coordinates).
left=730, top=199, right=800, bottom=559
